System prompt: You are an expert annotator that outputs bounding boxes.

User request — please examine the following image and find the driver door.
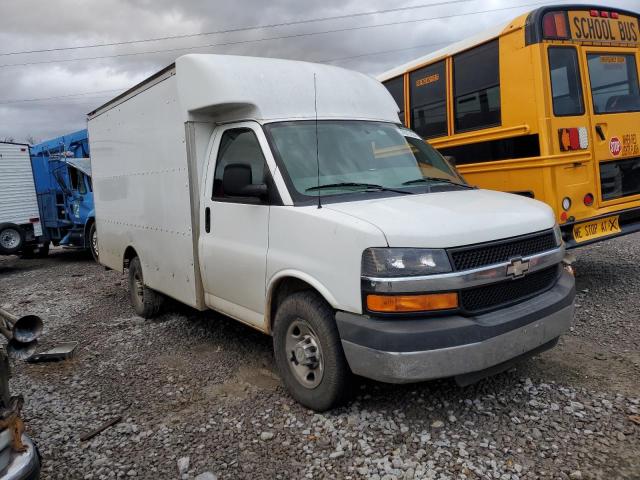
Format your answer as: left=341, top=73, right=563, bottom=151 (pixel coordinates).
left=199, top=122, right=271, bottom=330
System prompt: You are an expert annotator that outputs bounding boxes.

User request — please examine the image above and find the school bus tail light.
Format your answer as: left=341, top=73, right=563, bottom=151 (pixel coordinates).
left=559, top=127, right=589, bottom=151
left=584, top=193, right=594, bottom=206
left=542, top=12, right=569, bottom=39
left=366, top=293, right=458, bottom=313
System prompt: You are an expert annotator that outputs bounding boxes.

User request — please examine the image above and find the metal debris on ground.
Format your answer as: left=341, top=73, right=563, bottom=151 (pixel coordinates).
left=26, top=341, right=78, bottom=363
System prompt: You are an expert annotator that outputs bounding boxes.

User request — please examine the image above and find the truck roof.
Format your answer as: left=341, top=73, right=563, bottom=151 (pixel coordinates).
left=88, top=54, right=400, bottom=124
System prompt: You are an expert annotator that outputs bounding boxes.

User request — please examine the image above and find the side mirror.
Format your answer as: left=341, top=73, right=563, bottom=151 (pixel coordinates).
left=222, top=163, right=268, bottom=200
left=443, top=155, right=457, bottom=167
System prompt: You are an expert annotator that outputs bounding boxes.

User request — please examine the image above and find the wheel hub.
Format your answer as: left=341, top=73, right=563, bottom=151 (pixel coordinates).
left=285, top=320, right=324, bottom=389
left=0, top=229, right=20, bottom=249
left=294, top=336, right=319, bottom=367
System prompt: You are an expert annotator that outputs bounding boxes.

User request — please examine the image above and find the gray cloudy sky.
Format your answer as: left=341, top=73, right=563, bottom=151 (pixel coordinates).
left=0, top=0, right=637, bottom=143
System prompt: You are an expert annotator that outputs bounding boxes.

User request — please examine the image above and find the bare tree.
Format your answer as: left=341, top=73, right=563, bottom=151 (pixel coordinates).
left=24, top=134, right=39, bottom=145
left=2, top=136, right=16, bottom=143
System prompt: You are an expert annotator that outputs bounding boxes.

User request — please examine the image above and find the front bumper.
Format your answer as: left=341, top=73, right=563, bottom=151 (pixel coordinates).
left=336, top=270, right=575, bottom=384
left=0, top=435, right=40, bottom=480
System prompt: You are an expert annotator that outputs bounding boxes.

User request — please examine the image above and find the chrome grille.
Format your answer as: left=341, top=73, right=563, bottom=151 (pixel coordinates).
left=449, top=230, right=557, bottom=271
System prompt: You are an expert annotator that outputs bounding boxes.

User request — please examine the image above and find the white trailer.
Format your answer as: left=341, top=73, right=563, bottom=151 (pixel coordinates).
left=89, top=54, right=574, bottom=410
left=0, top=142, right=44, bottom=255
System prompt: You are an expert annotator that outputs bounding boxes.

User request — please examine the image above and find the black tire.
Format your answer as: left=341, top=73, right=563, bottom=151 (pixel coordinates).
left=273, top=291, right=352, bottom=411
left=87, top=222, right=98, bottom=262
left=127, top=256, right=165, bottom=318
left=36, top=242, right=49, bottom=258
left=0, top=223, right=25, bottom=255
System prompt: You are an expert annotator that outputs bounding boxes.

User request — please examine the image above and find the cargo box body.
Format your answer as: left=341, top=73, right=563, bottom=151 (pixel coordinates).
left=0, top=142, right=43, bottom=252
left=88, top=68, right=206, bottom=308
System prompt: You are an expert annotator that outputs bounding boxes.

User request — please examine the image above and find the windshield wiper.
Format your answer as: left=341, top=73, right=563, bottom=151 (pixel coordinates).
left=306, top=182, right=413, bottom=194
left=402, top=177, right=473, bottom=189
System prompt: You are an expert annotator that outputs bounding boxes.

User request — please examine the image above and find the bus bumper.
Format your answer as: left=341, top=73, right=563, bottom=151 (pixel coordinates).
left=336, top=271, right=575, bottom=384
left=561, top=205, right=640, bottom=248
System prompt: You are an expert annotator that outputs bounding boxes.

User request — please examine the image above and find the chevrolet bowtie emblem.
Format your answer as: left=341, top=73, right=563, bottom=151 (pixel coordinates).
left=506, top=258, right=530, bottom=279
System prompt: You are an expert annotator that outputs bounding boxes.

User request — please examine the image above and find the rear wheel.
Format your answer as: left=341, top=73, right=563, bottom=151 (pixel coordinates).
left=36, top=242, right=49, bottom=258
left=127, top=256, right=165, bottom=318
left=0, top=224, right=25, bottom=255
left=273, top=291, right=352, bottom=411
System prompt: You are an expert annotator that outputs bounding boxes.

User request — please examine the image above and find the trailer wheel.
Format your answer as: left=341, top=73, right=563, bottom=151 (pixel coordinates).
left=88, top=222, right=98, bottom=262
left=0, top=223, right=25, bottom=255
left=273, top=291, right=352, bottom=411
left=128, top=256, right=164, bottom=318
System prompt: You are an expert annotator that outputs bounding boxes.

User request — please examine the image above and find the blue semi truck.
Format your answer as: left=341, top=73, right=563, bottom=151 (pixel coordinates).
left=28, top=129, right=98, bottom=260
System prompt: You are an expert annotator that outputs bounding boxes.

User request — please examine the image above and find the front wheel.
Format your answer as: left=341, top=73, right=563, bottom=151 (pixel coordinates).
left=273, top=291, right=352, bottom=411
left=88, top=222, right=98, bottom=262
left=127, top=256, right=165, bottom=318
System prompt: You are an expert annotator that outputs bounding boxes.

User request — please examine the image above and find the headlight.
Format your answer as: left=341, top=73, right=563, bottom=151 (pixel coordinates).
left=362, top=248, right=452, bottom=277
left=553, top=224, right=563, bottom=246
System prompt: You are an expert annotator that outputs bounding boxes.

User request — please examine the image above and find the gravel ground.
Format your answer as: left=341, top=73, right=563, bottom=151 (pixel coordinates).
left=0, top=234, right=638, bottom=480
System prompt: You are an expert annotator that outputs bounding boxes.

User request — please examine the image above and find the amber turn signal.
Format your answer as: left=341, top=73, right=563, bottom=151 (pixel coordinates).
left=367, top=293, right=458, bottom=313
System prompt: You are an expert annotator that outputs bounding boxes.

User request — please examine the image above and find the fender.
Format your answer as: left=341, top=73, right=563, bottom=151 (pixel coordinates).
left=265, top=269, right=341, bottom=333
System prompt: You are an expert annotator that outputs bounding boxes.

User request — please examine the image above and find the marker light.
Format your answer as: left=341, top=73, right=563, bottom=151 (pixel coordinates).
left=584, top=193, right=594, bottom=206
left=562, top=197, right=572, bottom=211
left=542, top=12, right=569, bottom=39
left=560, top=211, right=568, bottom=222
left=611, top=12, right=619, bottom=19
left=600, top=11, right=609, bottom=18
left=367, top=293, right=458, bottom=313
left=590, top=10, right=599, bottom=17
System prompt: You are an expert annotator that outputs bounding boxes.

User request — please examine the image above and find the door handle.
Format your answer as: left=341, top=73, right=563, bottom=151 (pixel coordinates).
left=205, top=207, right=211, bottom=233
left=595, top=124, right=606, bottom=141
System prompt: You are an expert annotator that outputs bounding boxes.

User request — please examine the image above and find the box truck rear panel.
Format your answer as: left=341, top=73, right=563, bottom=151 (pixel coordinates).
left=0, top=142, right=41, bottom=230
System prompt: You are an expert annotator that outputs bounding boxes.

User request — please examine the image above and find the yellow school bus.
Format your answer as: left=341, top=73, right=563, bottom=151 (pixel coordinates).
left=378, top=4, right=640, bottom=247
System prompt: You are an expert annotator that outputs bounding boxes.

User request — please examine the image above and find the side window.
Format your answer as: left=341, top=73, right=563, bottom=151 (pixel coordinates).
left=77, top=171, right=87, bottom=195
left=68, top=166, right=79, bottom=190
left=453, top=40, right=501, bottom=132
left=409, top=61, right=447, bottom=138
left=212, top=128, right=266, bottom=200
left=383, top=76, right=405, bottom=125
left=548, top=47, right=585, bottom=116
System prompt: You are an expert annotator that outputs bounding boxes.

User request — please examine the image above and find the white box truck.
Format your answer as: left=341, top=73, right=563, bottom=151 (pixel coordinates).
left=89, top=54, right=575, bottom=410
left=0, top=142, right=45, bottom=256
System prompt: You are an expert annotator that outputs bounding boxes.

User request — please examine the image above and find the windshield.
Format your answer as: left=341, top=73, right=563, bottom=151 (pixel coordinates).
left=587, top=53, right=640, bottom=114
left=264, top=120, right=464, bottom=200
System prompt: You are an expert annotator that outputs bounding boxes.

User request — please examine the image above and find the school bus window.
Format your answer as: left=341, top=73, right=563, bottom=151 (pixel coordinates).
left=382, top=76, right=405, bottom=125
left=453, top=40, right=501, bottom=132
left=409, top=61, right=447, bottom=138
left=548, top=47, right=585, bottom=116
left=587, top=53, right=640, bottom=114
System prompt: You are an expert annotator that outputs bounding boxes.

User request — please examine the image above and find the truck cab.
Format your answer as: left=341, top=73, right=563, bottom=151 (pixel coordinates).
left=89, top=55, right=575, bottom=411
left=30, top=130, right=98, bottom=260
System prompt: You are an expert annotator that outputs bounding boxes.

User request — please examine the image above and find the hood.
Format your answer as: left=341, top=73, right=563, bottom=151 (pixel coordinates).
left=325, top=189, right=555, bottom=248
